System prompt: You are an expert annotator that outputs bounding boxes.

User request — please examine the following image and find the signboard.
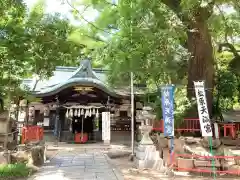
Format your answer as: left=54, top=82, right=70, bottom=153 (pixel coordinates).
left=74, top=86, right=93, bottom=92
left=161, top=85, right=175, bottom=137
left=18, top=111, right=26, bottom=122
left=102, top=112, right=111, bottom=142
left=194, top=81, right=212, bottom=137
left=43, top=118, right=50, bottom=126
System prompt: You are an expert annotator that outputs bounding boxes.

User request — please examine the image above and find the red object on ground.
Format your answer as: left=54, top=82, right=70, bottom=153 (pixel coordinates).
left=21, top=126, right=43, bottom=144
left=75, top=133, right=88, bottom=143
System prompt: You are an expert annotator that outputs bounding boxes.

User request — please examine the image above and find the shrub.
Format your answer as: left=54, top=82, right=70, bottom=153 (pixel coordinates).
left=0, top=163, right=30, bottom=178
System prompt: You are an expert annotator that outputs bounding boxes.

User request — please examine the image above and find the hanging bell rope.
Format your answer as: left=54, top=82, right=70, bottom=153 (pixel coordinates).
left=69, top=109, right=73, bottom=117
left=96, top=109, right=99, bottom=118
left=74, top=109, right=78, bottom=116
left=81, top=109, right=84, bottom=115
left=92, top=108, right=95, bottom=115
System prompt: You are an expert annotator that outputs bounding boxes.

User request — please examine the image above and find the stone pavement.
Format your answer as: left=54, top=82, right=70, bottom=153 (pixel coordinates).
left=29, top=147, right=123, bottom=180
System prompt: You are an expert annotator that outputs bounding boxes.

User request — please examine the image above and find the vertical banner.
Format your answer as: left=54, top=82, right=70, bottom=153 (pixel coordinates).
left=102, top=112, right=111, bottom=143
left=194, top=81, right=213, bottom=137
left=161, top=85, right=175, bottom=137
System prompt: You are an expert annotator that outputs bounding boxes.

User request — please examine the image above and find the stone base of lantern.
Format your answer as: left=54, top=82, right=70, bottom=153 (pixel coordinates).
left=134, top=124, right=164, bottom=170
left=135, top=144, right=164, bottom=170
left=103, top=140, right=110, bottom=145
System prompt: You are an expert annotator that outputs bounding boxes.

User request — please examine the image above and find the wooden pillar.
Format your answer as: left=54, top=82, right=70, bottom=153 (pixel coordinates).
left=53, top=96, right=61, bottom=144
left=134, top=99, right=137, bottom=138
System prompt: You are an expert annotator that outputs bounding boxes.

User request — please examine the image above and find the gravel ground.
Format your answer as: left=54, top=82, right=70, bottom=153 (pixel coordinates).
left=108, top=156, right=170, bottom=180
left=109, top=157, right=240, bottom=180
left=43, top=143, right=240, bottom=180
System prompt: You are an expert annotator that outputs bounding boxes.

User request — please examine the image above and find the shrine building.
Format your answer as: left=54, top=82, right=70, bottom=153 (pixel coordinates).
left=21, top=59, right=144, bottom=144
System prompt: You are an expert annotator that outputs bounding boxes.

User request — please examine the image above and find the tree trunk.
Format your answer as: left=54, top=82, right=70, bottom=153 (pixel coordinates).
left=187, top=18, right=214, bottom=117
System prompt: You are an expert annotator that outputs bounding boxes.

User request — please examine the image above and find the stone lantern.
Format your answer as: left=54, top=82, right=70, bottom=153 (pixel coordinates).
left=138, top=106, right=156, bottom=145
left=142, top=106, right=156, bottom=125
left=19, top=99, right=27, bottom=108
left=18, top=99, right=27, bottom=123
left=29, top=106, right=35, bottom=117
left=135, top=106, right=163, bottom=170
left=10, top=103, right=17, bottom=120
left=28, top=106, right=35, bottom=125
left=43, top=105, right=50, bottom=117
left=10, top=103, right=17, bottom=112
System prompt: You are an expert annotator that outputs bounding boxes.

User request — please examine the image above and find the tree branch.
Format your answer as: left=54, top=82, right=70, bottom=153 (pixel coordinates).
left=103, top=0, right=117, bottom=7
left=160, top=0, right=181, bottom=15
left=66, top=0, right=119, bottom=37
left=218, top=43, right=240, bottom=57
left=201, top=0, right=215, bottom=19
left=160, top=0, right=190, bottom=47
left=160, top=0, right=185, bottom=21
left=216, top=4, right=229, bottom=42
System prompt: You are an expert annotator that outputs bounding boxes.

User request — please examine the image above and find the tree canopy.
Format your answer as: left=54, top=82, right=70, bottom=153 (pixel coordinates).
left=0, top=0, right=84, bottom=109
left=0, top=0, right=240, bottom=120
left=64, top=0, right=240, bottom=118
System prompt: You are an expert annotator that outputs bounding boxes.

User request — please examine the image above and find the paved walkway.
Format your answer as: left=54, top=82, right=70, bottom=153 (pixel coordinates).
left=29, top=147, right=123, bottom=180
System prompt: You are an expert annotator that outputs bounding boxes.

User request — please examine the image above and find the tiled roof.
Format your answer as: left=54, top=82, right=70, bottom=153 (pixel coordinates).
left=22, top=59, right=133, bottom=98
left=222, top=110, right=240, bottom=122
left=21, top=59, right=146, bottom=97
left=22, top=67, right=107, bottom=92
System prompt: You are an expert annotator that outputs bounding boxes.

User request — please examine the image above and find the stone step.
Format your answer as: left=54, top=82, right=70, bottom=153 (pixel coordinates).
left=135, top=145, right=156, bottom=152
left=194, top=159, right=221, bottom=167
left=136, top=150, right=159, bottom=160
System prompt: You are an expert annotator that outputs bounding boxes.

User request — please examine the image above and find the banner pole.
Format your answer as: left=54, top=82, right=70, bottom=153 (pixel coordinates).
left=170, top=136, right=174, bottom=165
left=209, top=137, right=216, bottom=179
left=160, top=85, right=175, bottom=166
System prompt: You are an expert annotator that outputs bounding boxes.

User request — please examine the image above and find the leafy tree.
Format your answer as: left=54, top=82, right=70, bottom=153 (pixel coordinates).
left=0, top=0, right=27, bottom=111
left=65, top=0, right=240, bottom=118
left=0, top=0, right=85, bottom=110
left=24, top=0, right=85, bottom=78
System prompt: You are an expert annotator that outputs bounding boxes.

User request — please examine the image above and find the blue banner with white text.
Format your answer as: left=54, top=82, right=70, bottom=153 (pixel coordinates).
left=161, top=85, right=175, bottom=137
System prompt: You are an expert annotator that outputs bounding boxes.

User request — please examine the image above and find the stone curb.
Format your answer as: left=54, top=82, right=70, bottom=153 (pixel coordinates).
left=46, top=144, right=111, bottom=151
left=104, top=154, right=125, bottom=180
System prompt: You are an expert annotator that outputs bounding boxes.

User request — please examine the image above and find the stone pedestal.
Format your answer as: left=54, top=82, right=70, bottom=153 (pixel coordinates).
left=135, top=125, right=164, bottom=170
left=139, top=125, right=154, bottom=145
left=104, top=140, right=110, bottom=145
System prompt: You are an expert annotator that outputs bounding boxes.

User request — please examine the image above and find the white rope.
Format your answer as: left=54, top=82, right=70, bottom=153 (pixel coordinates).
left=62, top=105, right=104, bottom=109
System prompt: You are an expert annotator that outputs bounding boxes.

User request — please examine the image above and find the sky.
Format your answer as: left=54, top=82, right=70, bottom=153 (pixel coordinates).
left=24, top=0, right=99, bottom=25
left=24, top=0, right=236, bottom=22
left=24, top=0, right=70, bottom=14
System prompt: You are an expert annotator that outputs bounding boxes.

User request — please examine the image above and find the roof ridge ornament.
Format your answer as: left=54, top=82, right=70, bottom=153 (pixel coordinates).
left=69, top=58, right=98, bottom=79
left=80, top=58, right=92, bottom=70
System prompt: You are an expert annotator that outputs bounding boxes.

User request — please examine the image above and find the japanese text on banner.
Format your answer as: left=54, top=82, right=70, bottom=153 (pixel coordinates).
left=194, top=81, right=212, bottom=137
left=161, top=85, right=174, bottom=137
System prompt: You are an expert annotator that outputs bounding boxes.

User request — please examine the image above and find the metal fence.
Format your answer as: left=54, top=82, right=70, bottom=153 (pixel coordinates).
left=152, top=118, right=201, bottom=133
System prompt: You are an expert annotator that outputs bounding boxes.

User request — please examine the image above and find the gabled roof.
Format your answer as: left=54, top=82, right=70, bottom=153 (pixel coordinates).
left=21, top=59, right=146, bottom=98
left=22, top=60, right=106, bottom=90
left=222, top=110, right=240, bottom=122
left=22, top=59, right=122, bottom=98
